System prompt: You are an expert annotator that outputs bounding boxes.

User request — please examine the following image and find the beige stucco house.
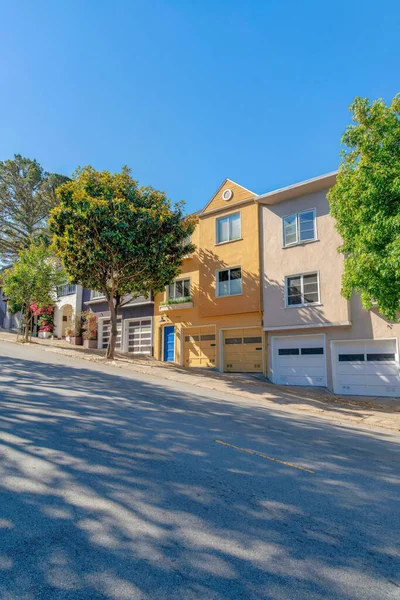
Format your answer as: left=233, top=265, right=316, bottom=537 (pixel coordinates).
left=258, top=172, right=400, bottom=398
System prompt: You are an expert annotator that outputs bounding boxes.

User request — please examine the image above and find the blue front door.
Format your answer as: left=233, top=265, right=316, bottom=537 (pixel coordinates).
left=163, top=326, right=175, bottom=362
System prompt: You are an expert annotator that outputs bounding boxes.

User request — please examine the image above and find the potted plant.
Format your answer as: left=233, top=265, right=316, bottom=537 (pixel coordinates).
left=33, top=304, right=55, bottom=339
left=82, top=311, right=97, bottom=348
left=66, top=314, right=83, bottom=345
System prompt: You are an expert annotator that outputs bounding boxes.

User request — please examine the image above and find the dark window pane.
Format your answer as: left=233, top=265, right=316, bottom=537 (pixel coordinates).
left=183, top=280, right=190, bottom=296
left=288, top=294, right=302, bottom=306
left=303, top=273, right=318, bottom=285
left=301, top=347, right=324, bottom=355
left=339, top=354, right=365, bottom=362
left=218, top=270, right=229, bottom=282
left=230, top=268, right=242, bottom=280
left=367, top=353, right=396, bottom=362
left=278, top=348, right=300, bottom=355
left=244, top=337, right=262, bottom=344
left=200, top=334, right=216, bottom=341
left=176, top=280, right=183, bottom=297
left=225, top=337, right=243, bottom=345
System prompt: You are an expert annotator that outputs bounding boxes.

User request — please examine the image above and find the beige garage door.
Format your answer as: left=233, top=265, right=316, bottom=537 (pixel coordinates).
left=183, top=327, right=216, bottom=368
left=224, top=328, right=263, bottom=372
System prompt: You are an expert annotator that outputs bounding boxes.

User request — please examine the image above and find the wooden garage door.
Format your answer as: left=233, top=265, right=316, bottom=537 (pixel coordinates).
left=183, top=327, right=216, bottom=368
left=224, top=329, right=263, bottom=372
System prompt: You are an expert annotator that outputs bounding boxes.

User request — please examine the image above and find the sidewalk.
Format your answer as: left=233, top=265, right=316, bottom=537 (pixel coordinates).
left=1, top=329, right=399, bottom=433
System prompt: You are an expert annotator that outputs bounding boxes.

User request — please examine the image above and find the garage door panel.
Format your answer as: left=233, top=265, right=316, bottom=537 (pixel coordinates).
left=184, top=327, right=215, bottom=368
left=333, top=340, right=400, bottom=397
left=273, top=335, right=327, bottom=387
left=224, top=328, right=263, bottom=372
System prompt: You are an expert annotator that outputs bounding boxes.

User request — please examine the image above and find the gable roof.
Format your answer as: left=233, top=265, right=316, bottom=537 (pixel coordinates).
left=200, top=178, right=256, bottom=215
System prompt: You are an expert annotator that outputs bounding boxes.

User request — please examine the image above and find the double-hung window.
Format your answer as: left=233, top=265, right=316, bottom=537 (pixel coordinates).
left=283, top=209, right=316, bottom=246
left=217, top=267, right=242, bottom=297
left=286, top=272, right=319, bottom=307
left=168, top=278, right=190, bottom=300
left=216, top=213, right=241, bottom=244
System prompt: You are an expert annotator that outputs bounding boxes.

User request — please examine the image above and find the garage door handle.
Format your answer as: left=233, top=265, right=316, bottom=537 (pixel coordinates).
left=210, top=344, right=216, bottom=347
left=256, top=347, right=262, bottom=350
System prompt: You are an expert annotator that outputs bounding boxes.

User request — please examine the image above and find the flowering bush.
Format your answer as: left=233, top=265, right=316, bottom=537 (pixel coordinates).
left=82, top=311, right=97, bottom=340
left=31, top=304, right=55, bottom=332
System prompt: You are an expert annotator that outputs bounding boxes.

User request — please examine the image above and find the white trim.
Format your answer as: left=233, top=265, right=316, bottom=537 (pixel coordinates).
left=86, top=298, right=108, bottom=305
left=97, top=315, right=122, bottom=350
left=160, top=301, right=193, bottom=311
left=215, top=211, right=242, bottom=245
left=122, top=316, right=153, bottom=354
left=270, top=333, right=327, bottom=386
left=282, top=208, right=317, bottom=248
left=120, top=300, right=154, bottom=308
left=264, top=321, right=351, bottom=331
left=216, top=265, right=243, bottom=298
left=284, top=271, right=320, bottom=308
left=255, top=171, right=338, bottom=203
left=167, top=276, right=191, bottom=302
left=330, top=337, right=400, bottom=396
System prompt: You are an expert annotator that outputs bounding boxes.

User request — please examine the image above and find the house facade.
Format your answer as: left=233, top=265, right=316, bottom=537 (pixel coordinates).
left=153, top=179, right=264, bottom=373
left=258, top=172, right=400, bottom=398
left=82, top=290, right=154, bottom=355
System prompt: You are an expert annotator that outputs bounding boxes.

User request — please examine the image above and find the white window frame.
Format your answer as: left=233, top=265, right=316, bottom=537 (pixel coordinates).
left=91, top=290, right=105, bottom=300
left=215, top=212, right=242, bottom=245
left=282, top=208, right=317, bottom=247
left=285, top=271, right=320, bottom=308
left=216, top=266, right=243, bottom=298
left=167, top=277, right=191, bottom=301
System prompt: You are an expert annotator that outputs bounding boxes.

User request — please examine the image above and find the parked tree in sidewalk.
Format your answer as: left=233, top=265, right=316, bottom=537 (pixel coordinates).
left=50, top=166, right=196, bottom=359
left=0, top=154, right=69, bottom=264
left=329, top=94, right=400, bottom=321
left=2, top=241, right=65, bottom=341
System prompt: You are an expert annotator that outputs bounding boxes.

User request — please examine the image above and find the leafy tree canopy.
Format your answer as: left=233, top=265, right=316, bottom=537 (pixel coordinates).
left=329, top=94, right=400, bottom=321
left=0, top=154, right=69, bottom=264
left=50, top=165, right=197, bottom=358
left=2, top=241, right=65, bottom=340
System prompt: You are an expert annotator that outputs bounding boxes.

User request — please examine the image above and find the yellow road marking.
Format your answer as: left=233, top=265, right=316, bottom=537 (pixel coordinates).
left=214, top=440, right=315, bottom=474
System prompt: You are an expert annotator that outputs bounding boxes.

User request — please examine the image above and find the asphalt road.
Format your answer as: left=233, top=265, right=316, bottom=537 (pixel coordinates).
left=0, top=341, right=399, bottom=600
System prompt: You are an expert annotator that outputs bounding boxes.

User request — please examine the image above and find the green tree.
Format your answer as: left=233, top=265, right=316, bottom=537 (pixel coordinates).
left=2, top=241, right=65, bottom=341
left=328, top=94, right=400, bottom=321
left=50, top=166, right=196, bottom=359
left=0, top=154, right=69, bottom=264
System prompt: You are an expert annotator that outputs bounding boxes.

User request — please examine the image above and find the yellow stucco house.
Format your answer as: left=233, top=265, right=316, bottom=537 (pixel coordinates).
left=153, top=179, right=264, bottom=373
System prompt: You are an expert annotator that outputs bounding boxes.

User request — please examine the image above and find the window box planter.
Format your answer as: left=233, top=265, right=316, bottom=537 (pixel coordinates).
left=160, top=301, right=193, bottom=311
left=83, top=339, right=97, bottom=349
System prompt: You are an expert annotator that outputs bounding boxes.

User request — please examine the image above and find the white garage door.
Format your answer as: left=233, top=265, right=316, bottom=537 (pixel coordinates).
left=100, top=318, right=122, bottom=350
left=272, top=335, right=327, bottom=387
left=125, top=318, right=152, bottom=355
left=332, top=339, right=400, bottom=397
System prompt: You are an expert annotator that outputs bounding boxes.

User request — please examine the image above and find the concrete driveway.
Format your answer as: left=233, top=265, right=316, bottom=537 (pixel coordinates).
left=0, top=340, right=399, bottom=599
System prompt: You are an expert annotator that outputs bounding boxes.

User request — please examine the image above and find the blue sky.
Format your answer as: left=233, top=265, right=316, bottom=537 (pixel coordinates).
left=1, top=1, right=399, bottom=213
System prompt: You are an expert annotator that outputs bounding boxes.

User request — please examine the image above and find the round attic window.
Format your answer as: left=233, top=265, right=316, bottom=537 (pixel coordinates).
left=222, top=188, right=233, bottom=201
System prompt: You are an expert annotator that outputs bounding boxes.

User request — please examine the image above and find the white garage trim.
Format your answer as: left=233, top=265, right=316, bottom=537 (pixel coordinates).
left=97, top=316, right=122, bottom=350
left=331, top=338, right=400, bottom=397
left=123, top=317, right=153, bottom=354
left=271, top=333, right=327, bottom=387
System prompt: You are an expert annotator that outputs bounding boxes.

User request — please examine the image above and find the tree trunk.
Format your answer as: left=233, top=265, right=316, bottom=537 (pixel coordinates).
left=24, top=309, right=31, bottom=342
left=106, top=297, right=118, bottom=360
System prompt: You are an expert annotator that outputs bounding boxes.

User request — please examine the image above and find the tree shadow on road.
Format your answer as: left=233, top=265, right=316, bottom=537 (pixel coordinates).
left=0, top=355, right=399, bottom=599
